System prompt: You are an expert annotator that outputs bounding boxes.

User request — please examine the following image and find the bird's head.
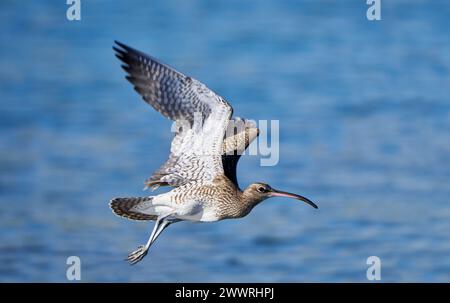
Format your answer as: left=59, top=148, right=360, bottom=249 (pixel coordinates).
left=243, top=182, right=318, bottom=209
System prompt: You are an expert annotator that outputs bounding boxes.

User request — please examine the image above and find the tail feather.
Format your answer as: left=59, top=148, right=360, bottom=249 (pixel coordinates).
left=110, top=197, right=158, bottom=221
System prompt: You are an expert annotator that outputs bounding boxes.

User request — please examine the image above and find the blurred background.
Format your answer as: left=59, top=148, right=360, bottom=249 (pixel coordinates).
left=1, top=0, right=450, bottom=282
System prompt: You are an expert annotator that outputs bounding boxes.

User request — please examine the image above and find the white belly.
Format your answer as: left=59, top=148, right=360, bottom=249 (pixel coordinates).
left=137, top=192, right=220, bottom=222
left=173, top=201, right=219, bottom=222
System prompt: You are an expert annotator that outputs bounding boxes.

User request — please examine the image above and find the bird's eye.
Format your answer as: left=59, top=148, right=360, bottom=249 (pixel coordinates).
left=257, top=186, right=267, bottom=193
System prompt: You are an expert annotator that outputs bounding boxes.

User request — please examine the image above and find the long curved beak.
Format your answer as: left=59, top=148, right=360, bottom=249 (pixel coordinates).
left=270, top=189, right=318, bottom=209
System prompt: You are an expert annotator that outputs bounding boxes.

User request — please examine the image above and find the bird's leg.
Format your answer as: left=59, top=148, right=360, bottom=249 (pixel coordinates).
left=149, top=220, right=171, bottom=247
left=126, top=214, right=174, bottom=265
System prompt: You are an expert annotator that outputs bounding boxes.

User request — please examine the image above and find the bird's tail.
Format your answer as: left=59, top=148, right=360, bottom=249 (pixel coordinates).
left=109, top=197, right=158, bottom=221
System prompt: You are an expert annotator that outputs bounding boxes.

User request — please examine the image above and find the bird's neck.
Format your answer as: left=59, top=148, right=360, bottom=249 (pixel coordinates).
left=240, top=188, right=264, bottom=212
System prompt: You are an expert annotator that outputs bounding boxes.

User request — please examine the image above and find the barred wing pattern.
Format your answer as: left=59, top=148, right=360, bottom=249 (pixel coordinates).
left=114, top=41, right=233, bottom=187
left=114, top=41, right=211, bottom=122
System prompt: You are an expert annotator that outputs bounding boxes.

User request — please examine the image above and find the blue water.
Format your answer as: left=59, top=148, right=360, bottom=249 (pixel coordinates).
left=1, top=0, right=450, bottom=282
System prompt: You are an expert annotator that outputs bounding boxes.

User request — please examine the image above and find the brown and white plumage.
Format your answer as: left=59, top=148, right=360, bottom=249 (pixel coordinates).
left=110, top=41, right=317, bottom=264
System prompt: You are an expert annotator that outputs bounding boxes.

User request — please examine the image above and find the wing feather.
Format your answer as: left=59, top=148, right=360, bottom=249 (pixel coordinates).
left=222, top=118, right=259, bottom=187
left=114, top=41, right=233, bottom=187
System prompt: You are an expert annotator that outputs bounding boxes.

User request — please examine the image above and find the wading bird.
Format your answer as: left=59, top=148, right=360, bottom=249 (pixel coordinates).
left=110, top=41, right=317, bottom=264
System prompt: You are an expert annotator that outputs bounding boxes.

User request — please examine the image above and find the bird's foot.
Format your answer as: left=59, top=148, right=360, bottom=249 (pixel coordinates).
left=125, top=245, right=148, bottom=265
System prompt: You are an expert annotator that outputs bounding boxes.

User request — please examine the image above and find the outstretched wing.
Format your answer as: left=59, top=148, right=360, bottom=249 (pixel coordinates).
left=222, top=118, right=259, bottom=187
left=114, top=41, right=233, bottom=187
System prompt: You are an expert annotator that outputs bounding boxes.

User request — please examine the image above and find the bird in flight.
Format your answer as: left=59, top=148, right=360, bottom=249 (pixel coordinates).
left=110, top=41, right=318, bottom=264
